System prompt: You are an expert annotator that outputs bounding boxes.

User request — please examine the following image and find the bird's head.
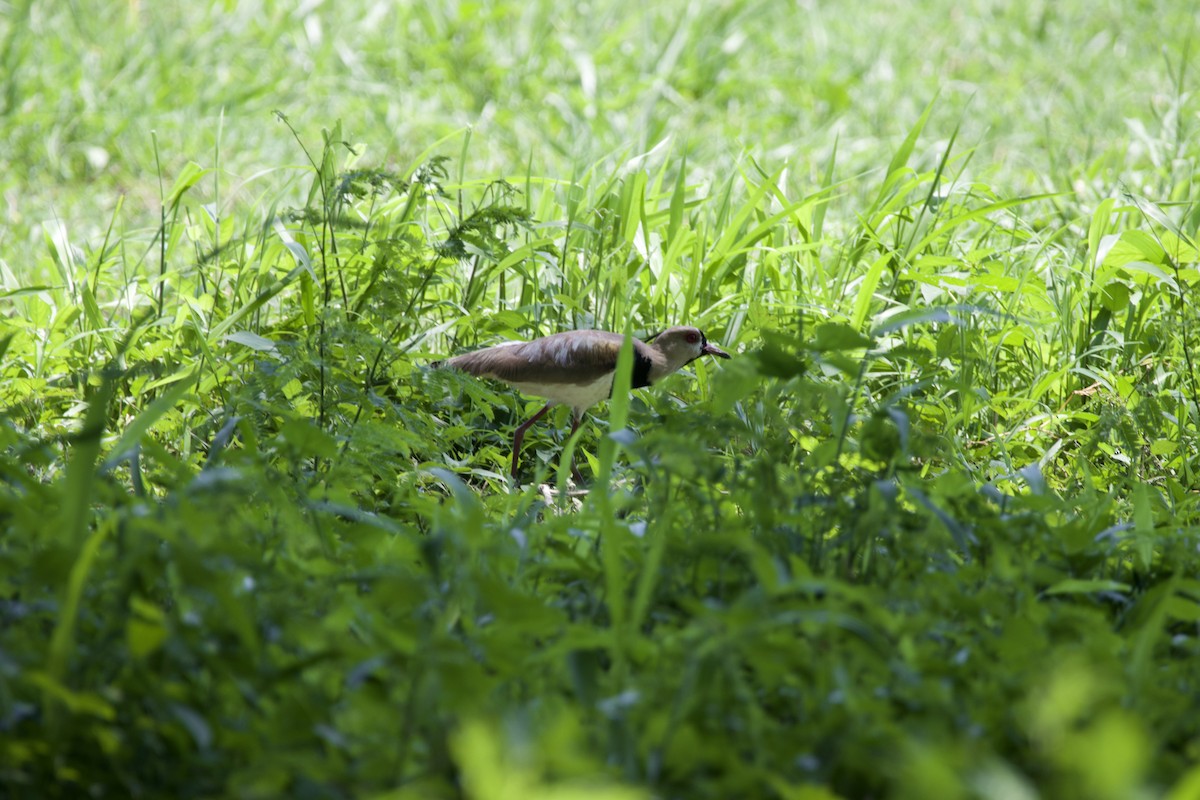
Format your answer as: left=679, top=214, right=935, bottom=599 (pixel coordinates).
left=650, top=326, right=731, bottom=373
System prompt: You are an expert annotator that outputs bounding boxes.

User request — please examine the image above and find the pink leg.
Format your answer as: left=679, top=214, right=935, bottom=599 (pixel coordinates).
left=511, top=403, right=553, bottom=477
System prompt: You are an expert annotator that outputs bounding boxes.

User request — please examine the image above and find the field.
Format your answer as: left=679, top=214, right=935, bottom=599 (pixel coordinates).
left=3, top=1, right=1200, bottom=797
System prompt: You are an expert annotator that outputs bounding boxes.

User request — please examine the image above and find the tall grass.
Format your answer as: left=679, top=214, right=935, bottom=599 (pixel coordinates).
left=3, top=1, right=1200, bottom=797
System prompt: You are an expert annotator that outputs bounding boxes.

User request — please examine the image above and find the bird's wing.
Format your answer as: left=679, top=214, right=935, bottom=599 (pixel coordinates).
left=447, top=331, right=657, bottom=387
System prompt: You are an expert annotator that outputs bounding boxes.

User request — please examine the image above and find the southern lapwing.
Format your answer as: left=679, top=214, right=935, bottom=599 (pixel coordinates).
left=442, top=326, right=731, bottom=478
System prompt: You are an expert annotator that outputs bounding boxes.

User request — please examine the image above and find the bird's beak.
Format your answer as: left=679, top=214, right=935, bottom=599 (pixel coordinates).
left=703, top=341, right=732, bottom=359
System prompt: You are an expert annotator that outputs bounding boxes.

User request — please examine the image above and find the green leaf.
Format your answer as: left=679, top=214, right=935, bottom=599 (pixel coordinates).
left=710, top=357, right=761, bottom=414
left=103, top=368, right=201, bottom=469
left=811, top=322, right=872, bottom=352
left=1166, top=762, right=1200, bottom=800
left=226, top=330, right=280, bottom=354
left=668, top=152, right=687, bottom=244
left=45, top=524, right=110, bottom=734
left=755, top=329, right=808, bottom=378
left=166, top=161, right=213, bottom=207
left=1043, top=579, right=1130, bottom=596
left=127, top=596, right=168, bottom=658
left=1101, top=230, right=1168, bottom=269
left=1098, top=280, right=1130, bottom=311
left=885, top=95, right=937, bottom=181
left=26, top=672, right=116, bottom=721
left=62, top=368, right=117, bottom=545
left=170, top=704, right=214, bottom=750
left=0, top=284, right=56, bottom=298
left=278, top=418, right=338, bottom=458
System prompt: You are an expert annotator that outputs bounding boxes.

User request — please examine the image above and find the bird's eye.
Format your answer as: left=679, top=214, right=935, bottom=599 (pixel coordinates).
left=686, top=332, right=700, bottom=344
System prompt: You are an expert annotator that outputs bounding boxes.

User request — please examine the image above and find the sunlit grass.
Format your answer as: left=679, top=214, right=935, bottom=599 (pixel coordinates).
left=3, top=0, right=1200, bottom=797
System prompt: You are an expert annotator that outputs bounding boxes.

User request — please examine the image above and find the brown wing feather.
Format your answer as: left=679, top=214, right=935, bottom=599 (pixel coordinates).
left=446, top=331, right=659, bottom=387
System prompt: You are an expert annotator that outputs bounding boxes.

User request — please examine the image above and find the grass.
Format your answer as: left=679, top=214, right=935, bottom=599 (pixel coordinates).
left=3, top=1, right=1200, bottom=798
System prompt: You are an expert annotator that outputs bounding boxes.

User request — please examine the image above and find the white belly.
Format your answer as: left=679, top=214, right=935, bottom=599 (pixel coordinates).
left=509, top=372, right=615, bottom=413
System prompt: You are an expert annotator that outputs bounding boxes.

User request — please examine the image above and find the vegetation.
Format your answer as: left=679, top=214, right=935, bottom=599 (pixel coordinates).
left=2, top=1, right=1200, bottom=797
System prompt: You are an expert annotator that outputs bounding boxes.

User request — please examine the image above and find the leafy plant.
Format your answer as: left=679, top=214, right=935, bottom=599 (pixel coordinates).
left=4, top=2, right=1200, bottom=797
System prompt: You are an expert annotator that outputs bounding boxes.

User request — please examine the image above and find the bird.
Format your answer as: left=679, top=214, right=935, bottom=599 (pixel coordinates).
left=441, top=326, right=731, bottom=479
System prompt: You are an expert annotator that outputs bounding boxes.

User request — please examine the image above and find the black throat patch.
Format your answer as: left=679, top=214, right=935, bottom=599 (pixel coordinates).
left=630, top=347, right=654, bottom=389
left=607, top=344, right=656, bottom=397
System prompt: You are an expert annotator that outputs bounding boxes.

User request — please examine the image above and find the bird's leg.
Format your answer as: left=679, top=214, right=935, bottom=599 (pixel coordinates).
left=511, top=402, right=553, bottom=478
